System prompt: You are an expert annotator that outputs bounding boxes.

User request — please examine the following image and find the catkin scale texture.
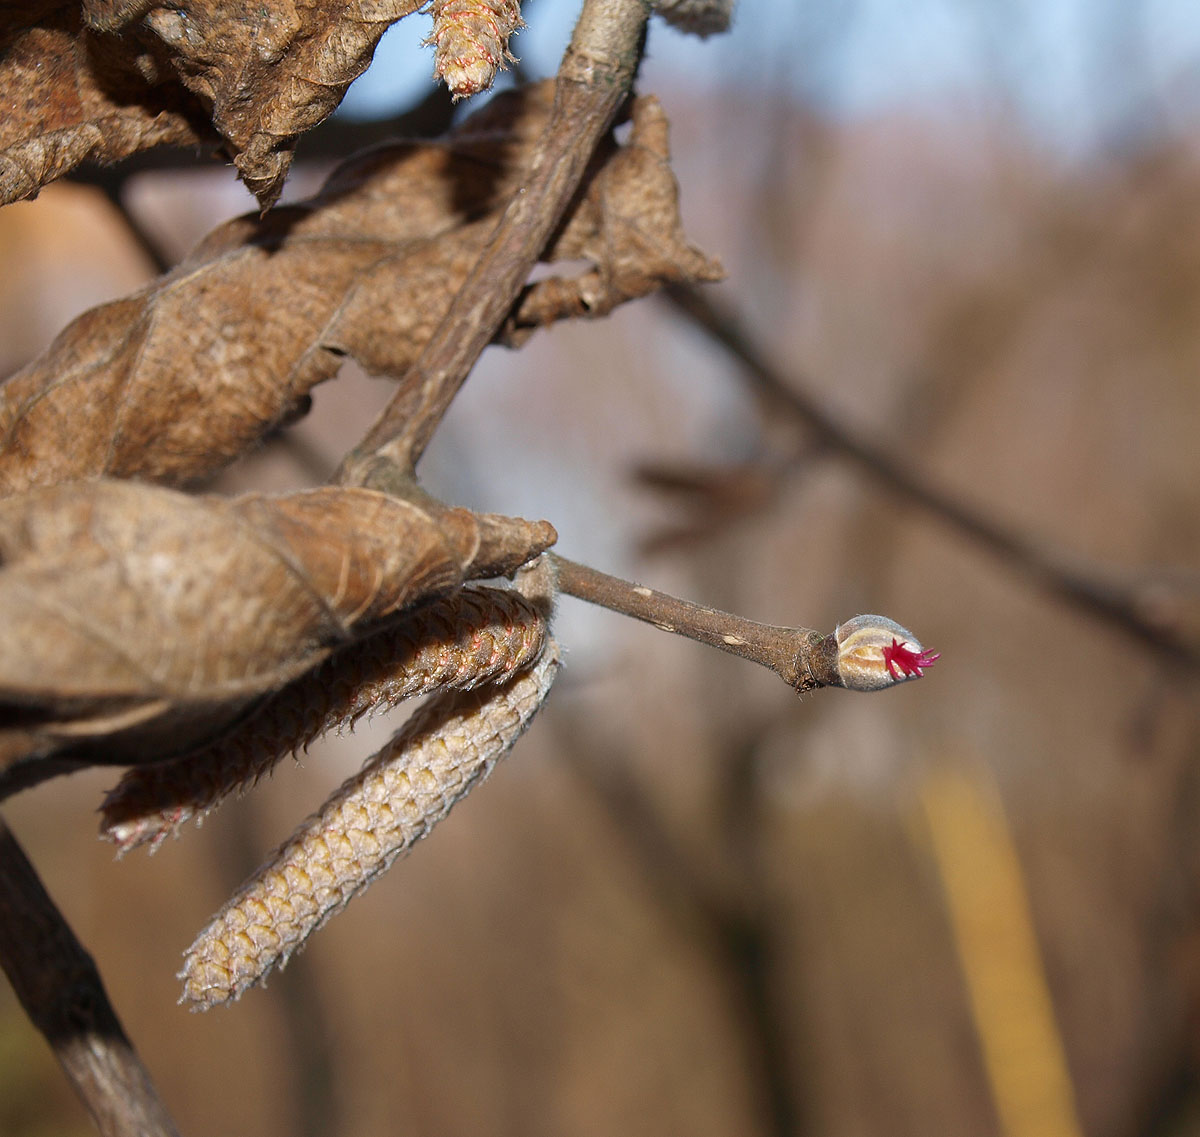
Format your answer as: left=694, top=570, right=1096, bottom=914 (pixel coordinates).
left=429, top=0, right=522, bottom=98
left=101, top=587, right=548, bottom=852
left=180, top=641, right=559, bottom=1009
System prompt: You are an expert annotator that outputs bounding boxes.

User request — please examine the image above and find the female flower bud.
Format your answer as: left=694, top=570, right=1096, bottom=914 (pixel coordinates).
left=833, top=615, right=939, bottom=692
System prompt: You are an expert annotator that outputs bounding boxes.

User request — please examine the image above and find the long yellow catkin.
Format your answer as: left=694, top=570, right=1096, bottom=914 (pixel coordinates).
left=101, top=587, right=547, bottom=853
left=179, top=640, right=559, bottom=1010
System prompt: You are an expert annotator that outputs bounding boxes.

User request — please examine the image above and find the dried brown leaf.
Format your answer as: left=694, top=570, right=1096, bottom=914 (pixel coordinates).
left=0, top=85, right=720, bottom=496
left=3, top=2, right=423, bottom=208
left=0, top=479, right=555, bottom=791
left=0, top=3, right=214, bottom=207
left=137, top=0, right=423, bottom=207
left=100, top=584, right=549, bottom=852
left=652, top=0, right=734, bottom=37
left=508, top=94, right=724, bottom=335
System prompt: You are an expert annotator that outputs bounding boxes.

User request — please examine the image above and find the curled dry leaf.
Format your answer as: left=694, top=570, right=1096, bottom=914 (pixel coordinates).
left=3, top=1, right=422, bottom=208
left=132, top=0, right=423, bottom=207
left=0, top=84, right=720, bottom=496
left=0, top=479, right=555, bottom=794
left=101, top=585, right=549, bottom=853
left=181, top=641, right=560, bottom=1009
left=507, top=94, right=724, bottom=338
left=0, top=3, right=214, bottom=208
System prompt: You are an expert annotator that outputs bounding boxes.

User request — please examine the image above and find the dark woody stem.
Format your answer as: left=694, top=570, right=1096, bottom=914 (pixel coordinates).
left=338, top=0, right=652, bottom=486
left=0, top=818, right=180, bottom=1137
left=549, top=554, right=839, bottom=692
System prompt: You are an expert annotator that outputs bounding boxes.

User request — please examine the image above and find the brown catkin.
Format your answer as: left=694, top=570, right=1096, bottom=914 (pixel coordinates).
left=428, top=0, right=522, bottom=99
left=652, top=0, right=734, bottom=37
left=101, top=587, right=547, bottom=853
left=179, top=640, right=559, bottom=1009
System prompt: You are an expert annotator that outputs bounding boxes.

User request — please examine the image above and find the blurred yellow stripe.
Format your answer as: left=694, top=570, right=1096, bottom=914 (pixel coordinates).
left=917, top=763, right=1084, bottom=1137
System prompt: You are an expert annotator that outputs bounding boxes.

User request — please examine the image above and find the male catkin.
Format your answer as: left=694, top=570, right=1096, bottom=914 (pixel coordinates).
left=102, top=587, right=547, bottom=852
left=180, top=641, right=560, bottom=1009
left=428, top=0, right=523, bottom=98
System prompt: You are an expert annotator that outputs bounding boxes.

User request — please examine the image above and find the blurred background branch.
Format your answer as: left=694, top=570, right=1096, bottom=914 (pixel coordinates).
left=661, top=283, right=1200, bottom=668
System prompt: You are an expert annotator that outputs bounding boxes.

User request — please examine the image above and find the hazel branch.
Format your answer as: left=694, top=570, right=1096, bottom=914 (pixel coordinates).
left=0, top=818, right=180, bottom=1137
left=337, top=0, right=651, bottom=487
left=549, top=554, right=938, bottom=693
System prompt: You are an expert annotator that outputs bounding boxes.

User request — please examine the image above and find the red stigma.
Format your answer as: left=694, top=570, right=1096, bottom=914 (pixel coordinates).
left=882, top=638, right=940, bottom=680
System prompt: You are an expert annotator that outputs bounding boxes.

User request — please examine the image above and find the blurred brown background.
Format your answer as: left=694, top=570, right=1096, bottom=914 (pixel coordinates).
left=3, top=3, right=1200, bottom=1136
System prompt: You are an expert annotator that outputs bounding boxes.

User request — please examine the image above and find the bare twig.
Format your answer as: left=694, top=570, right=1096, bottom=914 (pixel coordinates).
left=663, top=283, right=1200, bottom=669
left=552, top=553, right=838, bottom=691
left=551, top=553, right=939, bottom=692
left=0, top=818, right=180, bottom=1137
left=337, top=0, right=652, bottom=487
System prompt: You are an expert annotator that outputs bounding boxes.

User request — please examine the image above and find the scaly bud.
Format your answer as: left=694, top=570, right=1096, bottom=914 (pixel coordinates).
left=833, top=615, right=939, bottom=692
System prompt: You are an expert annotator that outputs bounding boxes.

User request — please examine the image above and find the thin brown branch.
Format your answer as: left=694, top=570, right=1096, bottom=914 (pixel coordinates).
left=552, top=553, right=939, bottom=692
left=337, top=0, right=652, bottom=487
left=0, top=818, right=180, bottom=1137
left=663, top=283, right=1200, bottom=670
left=551, top=553, right=839, bottom=692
